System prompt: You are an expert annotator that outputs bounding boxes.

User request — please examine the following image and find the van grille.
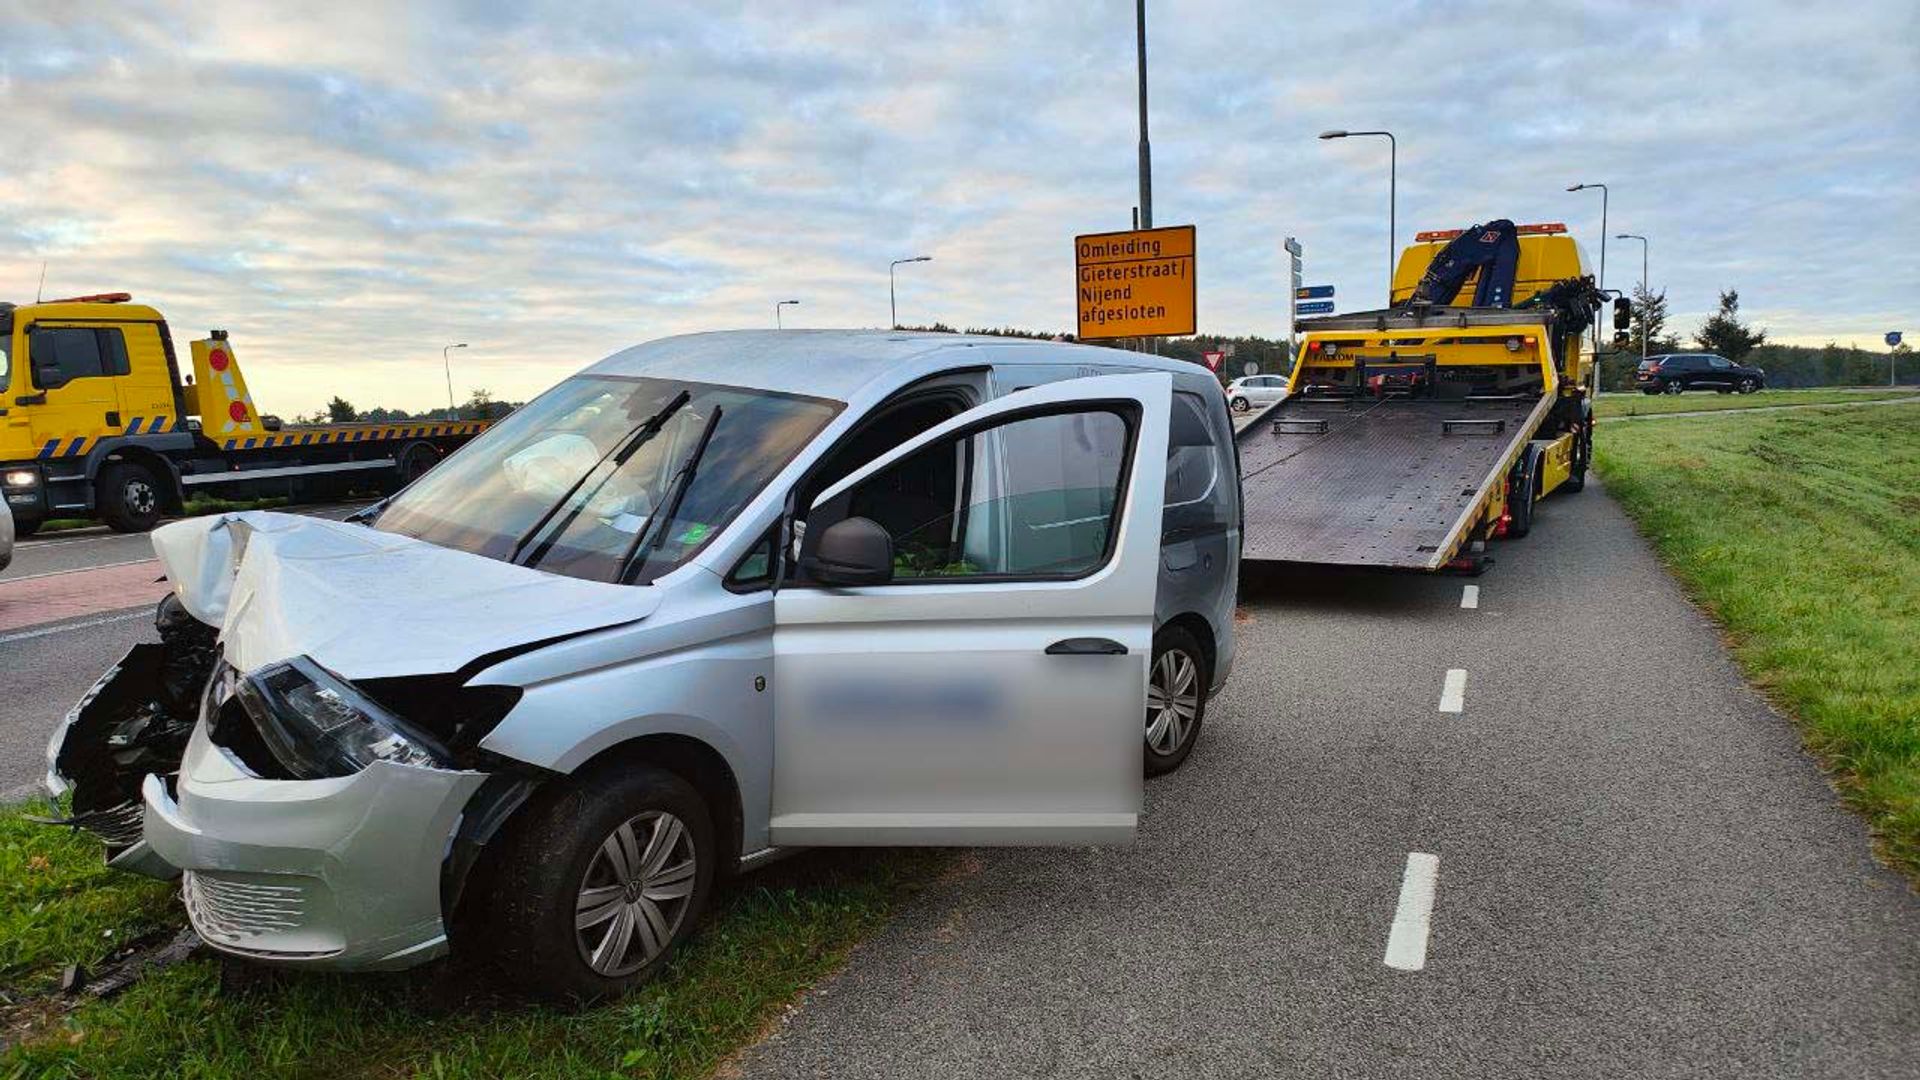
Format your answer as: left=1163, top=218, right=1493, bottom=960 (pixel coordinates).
left=181, top=871, right=306, bottom=944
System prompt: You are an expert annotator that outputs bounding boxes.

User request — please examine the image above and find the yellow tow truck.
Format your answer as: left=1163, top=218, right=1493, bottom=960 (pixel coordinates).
left=0, top=293, right=488, bottom=534
left=1239, top=220, right=1629, bottom=572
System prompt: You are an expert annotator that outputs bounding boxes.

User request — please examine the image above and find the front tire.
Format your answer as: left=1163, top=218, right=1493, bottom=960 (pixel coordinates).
left=1738, top=378, right=1759, bottom=394
left=1230, top=397, right=1250, bottom=413
left=1145, top=626, right=1208, bottom=776
left=97, top=462, right=164, bottom=532
left=1663, top=380, right=1685, bottom=395
left=487, top=765, right=714, bottom=1002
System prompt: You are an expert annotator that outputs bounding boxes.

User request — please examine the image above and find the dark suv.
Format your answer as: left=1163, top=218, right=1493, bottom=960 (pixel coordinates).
left=1634, top=353, right=1766, bottom=395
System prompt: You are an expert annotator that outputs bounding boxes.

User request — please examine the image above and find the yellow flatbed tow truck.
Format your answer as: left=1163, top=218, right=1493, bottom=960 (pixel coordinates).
left=1238, top=221, right=1628, bottom=572
left=0, top=293, right=489, bottom=533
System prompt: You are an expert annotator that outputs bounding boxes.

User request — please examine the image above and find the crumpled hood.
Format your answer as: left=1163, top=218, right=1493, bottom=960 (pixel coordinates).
left=151, top=511, right=661, bottom=680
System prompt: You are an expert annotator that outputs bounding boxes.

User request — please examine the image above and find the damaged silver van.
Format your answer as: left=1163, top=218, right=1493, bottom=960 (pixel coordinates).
left=44, top=330, right=1238, bottom=1000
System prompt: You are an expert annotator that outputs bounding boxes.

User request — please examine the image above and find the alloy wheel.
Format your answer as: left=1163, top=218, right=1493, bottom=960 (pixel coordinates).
left=1146, top=648, right=1200, bottom=756
left=574, top=810, right=698, bottom=977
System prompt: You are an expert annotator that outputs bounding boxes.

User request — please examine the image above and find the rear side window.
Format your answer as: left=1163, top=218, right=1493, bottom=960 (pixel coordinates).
left=1165, top=391, right=1231, bottom=538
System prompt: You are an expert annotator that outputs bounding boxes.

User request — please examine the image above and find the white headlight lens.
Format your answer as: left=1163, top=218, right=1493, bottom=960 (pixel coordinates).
left=4, top=470, right=37, bottom=488
left=239, top=658, right=444, bottom=776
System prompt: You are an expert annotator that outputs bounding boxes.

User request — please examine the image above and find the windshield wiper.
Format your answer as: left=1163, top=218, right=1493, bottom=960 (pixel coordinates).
left=619, top=405, right=723, bottom=584
left=511, top=389, right=691, bottom=566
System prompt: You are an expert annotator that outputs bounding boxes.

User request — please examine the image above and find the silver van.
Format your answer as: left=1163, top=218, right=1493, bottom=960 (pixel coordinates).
left=45, top=330, right=1239, bottom=1000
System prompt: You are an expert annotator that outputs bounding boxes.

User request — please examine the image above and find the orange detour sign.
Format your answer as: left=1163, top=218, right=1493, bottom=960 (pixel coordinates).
left=1075, top=225, right=1196, bottom=339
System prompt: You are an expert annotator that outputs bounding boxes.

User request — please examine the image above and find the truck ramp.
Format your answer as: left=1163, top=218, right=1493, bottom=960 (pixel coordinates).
left=1238, top=394, right=1549, bottom=570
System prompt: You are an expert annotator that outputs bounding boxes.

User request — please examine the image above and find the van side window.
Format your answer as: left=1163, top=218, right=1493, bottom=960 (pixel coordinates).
left=29, top=327, right=128, bottom=387
left=830, top=408, right=1131, bottom=581
left=1164, top=392, right=1229, bottom=539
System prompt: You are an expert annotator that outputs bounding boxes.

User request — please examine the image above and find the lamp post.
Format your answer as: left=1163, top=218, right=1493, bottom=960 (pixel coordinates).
left=1318, top=129, right=1397, bottom=304
left=442, top=343, right=467, bottom=419
left=775, top=299, right=800, bottom=329
left=1567, top=182, right=1609, bottom=395
left=889, top=256, right=931, bottom=329
left=1615, top=233, right=1648, bottom=359
left=1136, top=0, right=1152, bottom=229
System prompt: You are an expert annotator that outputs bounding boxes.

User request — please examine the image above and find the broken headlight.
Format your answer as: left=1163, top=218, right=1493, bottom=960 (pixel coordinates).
left=235, top=657, right=450, bottom=778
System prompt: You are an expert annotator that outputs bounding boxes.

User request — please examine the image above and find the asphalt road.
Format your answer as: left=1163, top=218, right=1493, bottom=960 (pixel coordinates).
left=3, top=490, right=1916, bottom=1077
left=735, top=477, right=1920, bottom=1079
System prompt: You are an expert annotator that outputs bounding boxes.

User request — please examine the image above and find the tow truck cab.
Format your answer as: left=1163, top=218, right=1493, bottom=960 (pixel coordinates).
left=0, top=294, right=486, bottom=534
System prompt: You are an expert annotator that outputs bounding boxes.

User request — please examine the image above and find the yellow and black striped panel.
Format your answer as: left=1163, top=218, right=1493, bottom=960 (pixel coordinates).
left=219, top=421, right=490, bottom=452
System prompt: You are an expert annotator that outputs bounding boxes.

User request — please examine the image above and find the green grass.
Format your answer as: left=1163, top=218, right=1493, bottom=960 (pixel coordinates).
left=1, top=802, right=942, bottom=1077
left=1594, top=386, right=1917, bottom=419
left=1595, top=406, right=1920, bottom=879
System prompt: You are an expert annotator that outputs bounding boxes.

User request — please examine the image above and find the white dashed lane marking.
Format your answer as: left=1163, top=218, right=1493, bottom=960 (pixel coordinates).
left=1460, top=584, right=1479, bottom=609
left=1438, top=669, right=1467, bottom=714
left=1385, top=852, right=1440, bottom=971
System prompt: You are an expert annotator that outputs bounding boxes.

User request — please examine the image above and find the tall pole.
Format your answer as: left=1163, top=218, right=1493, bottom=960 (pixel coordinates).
left=1318, top=130, right=1397, bottom=304
left=442, top=343, right=466, bottom=419
left=775, top=299, right=799, bottom=329
left=1616, top=233, right=1648, bottom=359
left=1568, top=182, right=1609, bottom=394
left=1136, top=0, right=1152, bottom=229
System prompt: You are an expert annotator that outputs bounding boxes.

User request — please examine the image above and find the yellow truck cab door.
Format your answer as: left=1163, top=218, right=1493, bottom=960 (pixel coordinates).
left=22, top=323, right=129, bottom=458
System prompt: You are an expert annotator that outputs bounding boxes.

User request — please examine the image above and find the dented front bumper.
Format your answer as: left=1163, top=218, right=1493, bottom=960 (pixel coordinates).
left=142, top=723, right=485, bottom=970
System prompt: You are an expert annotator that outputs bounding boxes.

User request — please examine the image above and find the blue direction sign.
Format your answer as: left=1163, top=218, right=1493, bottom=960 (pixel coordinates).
left=1888, top=331, right=1904, bottom=348
left=1295, top=285, right=1335, bottom=300
left=1295, top=300, right=1335, bottom=315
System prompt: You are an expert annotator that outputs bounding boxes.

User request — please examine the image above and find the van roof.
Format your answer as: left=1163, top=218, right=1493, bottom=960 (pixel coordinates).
left=586, top=329, right=1203, bottom=401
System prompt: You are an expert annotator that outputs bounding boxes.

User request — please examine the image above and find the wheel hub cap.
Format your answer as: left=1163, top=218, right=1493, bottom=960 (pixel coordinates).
left=574, top=810, right=697, bottom=978
left=1146, top=649, right=1200, bottom=756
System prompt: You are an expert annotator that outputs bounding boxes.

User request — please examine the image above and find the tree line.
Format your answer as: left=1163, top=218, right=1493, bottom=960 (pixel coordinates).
left=287, top=388, right=522, bottom=425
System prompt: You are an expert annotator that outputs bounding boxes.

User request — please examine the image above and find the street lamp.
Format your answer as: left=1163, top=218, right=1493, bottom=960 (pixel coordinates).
left=889, top=256, right=931, bottom=329
left=442, top=343, right=467, bottom=419
left=1567, top=182, right=1609, bottom=395
left=775, top=299, right=800, bottom=329
left=1319, top=129, right=1397, bottom=304
left=1615, top=233, right=1648, bottom=359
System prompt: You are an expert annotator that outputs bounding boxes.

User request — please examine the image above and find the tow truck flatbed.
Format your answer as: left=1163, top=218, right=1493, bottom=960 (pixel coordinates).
left=1237, top=392, right=1550, bottom=570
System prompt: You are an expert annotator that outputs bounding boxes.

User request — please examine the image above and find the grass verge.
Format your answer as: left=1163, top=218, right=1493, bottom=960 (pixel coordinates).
left=1593, top=386, right=1916, bottom=419
left=1595, top=405, right=1920, bottom=879
left=33, top=496, right=293, bottom=536
left=1, top=799, right=941, bottom=1077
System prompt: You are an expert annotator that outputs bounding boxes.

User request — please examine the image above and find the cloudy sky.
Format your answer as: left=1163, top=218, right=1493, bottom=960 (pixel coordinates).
left=2, top=1, right=1914, bottom=414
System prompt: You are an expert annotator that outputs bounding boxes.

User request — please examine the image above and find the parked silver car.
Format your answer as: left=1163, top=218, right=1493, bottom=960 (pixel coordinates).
left=1225, top=373, right=1288, bottom=412
left=46, top=331, right=1239, bottom=1000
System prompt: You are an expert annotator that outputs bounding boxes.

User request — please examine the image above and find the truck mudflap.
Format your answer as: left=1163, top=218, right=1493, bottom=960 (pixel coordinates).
left=39, top=595, right=217, bottom=873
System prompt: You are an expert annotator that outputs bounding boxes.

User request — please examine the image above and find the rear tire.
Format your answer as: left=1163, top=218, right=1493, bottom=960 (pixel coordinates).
left=12, top=516, right=42, bottom=538
left=1663, top=380, right=1685, bottom=395
left=394, top=441, right=441, bottom=489
left=1562, top=411, right=1592, bottom=493
left=486, top=765, right=715, bottom=1003
left=97, top=462, right=164, bottom=533
left=1144, top=625, right=1208, bottom=777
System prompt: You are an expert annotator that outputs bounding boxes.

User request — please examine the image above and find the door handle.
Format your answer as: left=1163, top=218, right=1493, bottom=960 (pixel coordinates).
left=1045, top=638, right=1127, bottom=656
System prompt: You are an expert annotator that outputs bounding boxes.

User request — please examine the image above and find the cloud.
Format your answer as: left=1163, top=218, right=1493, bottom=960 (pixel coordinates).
left=0, top=0, right=1912, bottom=412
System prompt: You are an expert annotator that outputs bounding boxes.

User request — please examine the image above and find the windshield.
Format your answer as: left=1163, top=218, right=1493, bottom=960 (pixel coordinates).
left=374, top=375, right=841, bottom=584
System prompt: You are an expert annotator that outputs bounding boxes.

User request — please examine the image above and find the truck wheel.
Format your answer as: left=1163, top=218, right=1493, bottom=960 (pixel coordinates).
left=1145, top=625, right=1208, bottom=777
left=486, top=764, right=714, bottom=1002
left=1563, top=420, right=1592, bottom=493
left=97, top=463, right=164, bottom=533
left=12, top=516, right=41, bottom=538
left=396, top=441, right=441, bottom=487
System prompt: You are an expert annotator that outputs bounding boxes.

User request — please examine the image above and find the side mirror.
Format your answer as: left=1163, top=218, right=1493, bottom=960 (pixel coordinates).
left=801, top=516, right=894, bottom=586
left=33, top=363, right=67, bottom=391
left=1612, top=297, right=1633, bottom=331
